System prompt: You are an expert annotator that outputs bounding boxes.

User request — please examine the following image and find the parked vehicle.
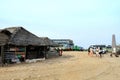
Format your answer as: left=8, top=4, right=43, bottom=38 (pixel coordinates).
left=72, top=45, right=84, bottom=51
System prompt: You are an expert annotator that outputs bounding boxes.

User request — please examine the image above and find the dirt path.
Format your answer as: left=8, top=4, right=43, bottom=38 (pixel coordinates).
left=0, top=51, right=120, bottom=80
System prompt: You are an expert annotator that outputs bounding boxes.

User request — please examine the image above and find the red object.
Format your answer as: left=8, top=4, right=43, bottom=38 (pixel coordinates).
left=59, top=49, right=63, bottom=56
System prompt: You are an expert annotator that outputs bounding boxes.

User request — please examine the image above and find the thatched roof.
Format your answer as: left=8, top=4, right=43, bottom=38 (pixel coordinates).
left=0, top=29, right=10, bottom=45
left=0, top=27, right=45, bottom=46
left=41, top=37, right=59, bottom=47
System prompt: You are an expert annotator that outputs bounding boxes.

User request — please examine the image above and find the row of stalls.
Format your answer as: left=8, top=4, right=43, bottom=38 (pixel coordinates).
left=0, top=27, right=58, bottom=66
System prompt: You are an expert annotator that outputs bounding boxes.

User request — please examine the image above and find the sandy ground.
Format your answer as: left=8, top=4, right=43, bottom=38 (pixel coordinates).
left=0, top=51, right=120, bottom=80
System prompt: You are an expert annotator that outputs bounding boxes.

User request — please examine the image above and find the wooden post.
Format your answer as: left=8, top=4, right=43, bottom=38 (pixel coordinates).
left=44, top=46, right=48, bottom=59
left=44, top=46, right=46, bottom=58
left=24, top=46, right=27, bottom=61
left=1, top=45, right=4, bottom=67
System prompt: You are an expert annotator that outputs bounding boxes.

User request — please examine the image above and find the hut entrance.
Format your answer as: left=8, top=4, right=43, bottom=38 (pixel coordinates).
left=26, top=46, right=45, bottom=59
left=39, top=46, right=47, bottom=58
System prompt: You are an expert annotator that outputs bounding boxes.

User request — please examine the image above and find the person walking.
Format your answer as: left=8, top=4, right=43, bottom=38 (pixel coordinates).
left=99, top=47, right=103, bottom=58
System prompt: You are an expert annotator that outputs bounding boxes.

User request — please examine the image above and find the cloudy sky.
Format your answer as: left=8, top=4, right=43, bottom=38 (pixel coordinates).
left=0, top=0, right=120, bottom=48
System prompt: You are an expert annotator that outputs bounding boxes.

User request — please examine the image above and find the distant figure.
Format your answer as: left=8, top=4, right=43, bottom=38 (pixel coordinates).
left=110, top=47, right=117, bottom=57
left=59, top=48, right=63, bottom=56
left=88, top=47, right=90, bottom=55
left=99, top=47, right=103, bottom=58
left=96, top=47, right=100, bottom=57
left=56, top=48, right=62, bottom=56
left=88, top=47, right=93, bottom=56
left=96, top=47, right=102, bottom=58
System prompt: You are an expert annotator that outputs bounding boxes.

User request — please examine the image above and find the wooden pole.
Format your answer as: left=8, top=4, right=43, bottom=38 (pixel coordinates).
left=44, top=46, right=46, bottom=58
left=1, top=45, right=4, bottom=67
left=24, top=46, right=27, bottom=61
left=44, top=46, right=48, bottom=59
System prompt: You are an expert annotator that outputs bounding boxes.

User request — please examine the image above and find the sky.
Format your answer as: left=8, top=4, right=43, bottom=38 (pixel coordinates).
left=0, top=0, right=120, bottom=48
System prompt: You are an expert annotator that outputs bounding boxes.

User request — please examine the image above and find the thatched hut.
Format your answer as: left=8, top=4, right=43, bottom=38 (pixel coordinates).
left=0, top=27, right=51, bottom=66
left=40, top=37, right=59, bottom=58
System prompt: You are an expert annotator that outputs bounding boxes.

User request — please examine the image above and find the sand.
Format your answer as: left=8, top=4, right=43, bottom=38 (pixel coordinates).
left=0, top=51, right=120, bottom=80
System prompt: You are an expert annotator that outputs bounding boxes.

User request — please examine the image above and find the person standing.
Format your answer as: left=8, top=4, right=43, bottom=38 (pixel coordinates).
left=59, top=48, right=63, bottom=56
left=96, top=47, right=100, bottom=57
left=89, top=47, right=93, bottom=56
left=99, top=47, right=103, bottom=58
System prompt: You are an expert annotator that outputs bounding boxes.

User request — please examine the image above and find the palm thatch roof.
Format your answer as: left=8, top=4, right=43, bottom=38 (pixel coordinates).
left=41, top=37, right=59, bottom=47
left=0, top=27, right=45, bottom=46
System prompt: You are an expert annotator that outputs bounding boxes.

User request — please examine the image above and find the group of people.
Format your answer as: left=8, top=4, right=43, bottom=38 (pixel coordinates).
left=88, top=47, right=103, bottom=58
